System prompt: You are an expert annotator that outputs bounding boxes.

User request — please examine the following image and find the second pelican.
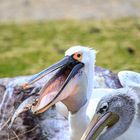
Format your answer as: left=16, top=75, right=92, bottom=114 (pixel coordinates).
left=81, top=88, right=140, bottom=140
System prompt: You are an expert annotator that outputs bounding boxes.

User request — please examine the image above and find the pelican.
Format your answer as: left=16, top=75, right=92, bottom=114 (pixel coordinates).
left=22, top=46, right=110, bottom=139
left=26, top=46, right=96, bottom=139
left=22, top=46, right=120, bottom=140
left=81, top=88, right=140, bottom=140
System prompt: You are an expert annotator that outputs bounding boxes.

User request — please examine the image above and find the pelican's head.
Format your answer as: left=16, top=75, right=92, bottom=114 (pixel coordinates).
left=81, top=88, right=138, bottom=140
left=65, top=46, right=96, bottom=68
left=29, top=46, right=96, bottom=114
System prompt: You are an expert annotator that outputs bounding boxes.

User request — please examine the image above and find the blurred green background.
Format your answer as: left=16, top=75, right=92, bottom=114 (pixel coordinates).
left=0, top=18, right=139, bottom=77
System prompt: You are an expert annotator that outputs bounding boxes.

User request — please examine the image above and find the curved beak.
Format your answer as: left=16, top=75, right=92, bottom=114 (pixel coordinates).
left=81, top=112, right=119, bottom=140
left=29, top=56, right=84, bottom=114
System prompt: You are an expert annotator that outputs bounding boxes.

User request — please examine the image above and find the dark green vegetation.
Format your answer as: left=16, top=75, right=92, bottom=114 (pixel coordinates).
left=0, top=18, right=140, bottom=77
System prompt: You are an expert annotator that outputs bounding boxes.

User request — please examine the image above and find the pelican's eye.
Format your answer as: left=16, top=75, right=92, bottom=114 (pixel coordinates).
left=73, top=52, right=82, bottom=61
left=98, top=102, right=109, bottom=114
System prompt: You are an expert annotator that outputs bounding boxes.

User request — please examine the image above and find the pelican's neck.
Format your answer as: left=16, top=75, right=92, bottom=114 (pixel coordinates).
left=69, top=102, right=89, bottom=140
left=68, top=52, right=96, bottom=140
left=86, top=54, right=96, bottom=100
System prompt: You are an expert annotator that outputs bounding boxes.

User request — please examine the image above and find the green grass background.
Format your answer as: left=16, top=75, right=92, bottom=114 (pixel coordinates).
left=0, top=18, right=140, bottom=77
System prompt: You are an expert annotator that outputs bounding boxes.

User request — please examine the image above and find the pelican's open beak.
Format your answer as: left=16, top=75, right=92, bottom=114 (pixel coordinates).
left=29, top=55, right=84, bottom=114
left=81, top=112, right=119, bottom=140
left=23, top=56, right=77, bottom=88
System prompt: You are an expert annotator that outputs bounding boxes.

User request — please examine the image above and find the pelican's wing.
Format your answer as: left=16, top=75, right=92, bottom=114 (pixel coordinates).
left=95, top=66, right=122, bottom=89
left=118, top=71, right=140, bottom=88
